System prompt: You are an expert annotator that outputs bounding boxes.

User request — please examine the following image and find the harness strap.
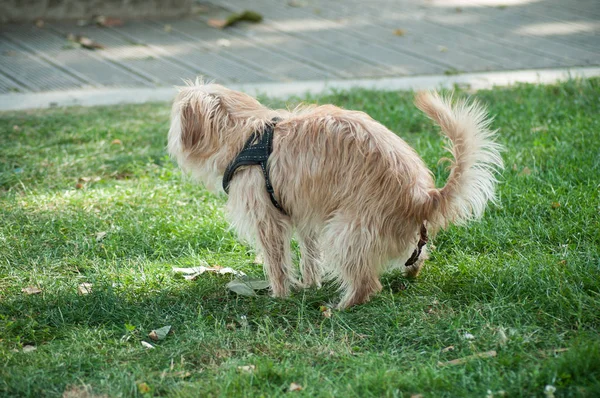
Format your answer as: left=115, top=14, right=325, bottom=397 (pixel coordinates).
left=222, top=118, right=287, bottom=215
left=404, top=224, right=428, bottom=266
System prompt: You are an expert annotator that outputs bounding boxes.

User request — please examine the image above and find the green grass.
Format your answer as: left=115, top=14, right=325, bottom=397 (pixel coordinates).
left=1, top=79, right=599, bottom=397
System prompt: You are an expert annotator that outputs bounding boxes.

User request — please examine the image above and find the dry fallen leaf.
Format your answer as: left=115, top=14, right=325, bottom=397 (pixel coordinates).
left=111, top=139, right=122, bottom=145
left=520, top=167, right=531, bottom=176
left=393, top=28, right=406, bottom=36
left=289, top=382, right=303, bottom=392
left=95, top=16, right=124, bottom=27
left=463, top=332, right=475, bottom=340
left=62, top=384, right=108, bottom=398
left=320, top=306, right=332, bottom=318
left=148, top=325, right=171, bottom=341
left=411, top=395, right=424, bottom=398
left=227, top=280, right=257, bottom=296
left=208, top=19, right=228, bottom=29
left=13, top=125, right=20, bottom=131
left=497, top=328, right=508, bottom=346
left=77, top=36, right=105, bottom=50
left=22, top=286, right=42, bottom=295
left=438, top=350, right=497, bottom=366
left=75, top=183, right=84, bottom=189
left=174, top=263, right=245, bottom=279
left=551, top=202, right=560, bottom=209
left=217, top=39, right=231, bottom=47
left=95, top=231, right=107, bottom=242
left=78, top=283, right=93, bottom=295
left=137, top=382, right=151, bottom=394
left=22, top=345, right=37, bottom=353
left=237, top=365, right=255, bottom=373
left=253, top=253, right=263, bottom=264
left=531, top=125, right=548, bottom=132
left=441, top=345, right=455, bottom=353
left=141, top=341, right=155, bottom=349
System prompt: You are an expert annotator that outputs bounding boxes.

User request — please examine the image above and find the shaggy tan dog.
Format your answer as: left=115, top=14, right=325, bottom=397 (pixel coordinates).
left=168, top=81, right=503, bottom=309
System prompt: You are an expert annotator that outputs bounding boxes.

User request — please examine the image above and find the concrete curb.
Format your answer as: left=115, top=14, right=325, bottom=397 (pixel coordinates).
left=1, top=67, right=599, bottom=111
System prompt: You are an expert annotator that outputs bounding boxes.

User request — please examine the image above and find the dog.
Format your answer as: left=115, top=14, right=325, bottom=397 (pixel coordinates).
left=167, top=80, right=503, bottom=309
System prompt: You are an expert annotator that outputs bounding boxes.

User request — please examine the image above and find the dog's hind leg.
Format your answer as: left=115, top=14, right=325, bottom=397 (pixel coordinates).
left=297, top=229, right=322, bottom=288
left=323, top=218, right=383, bottom=309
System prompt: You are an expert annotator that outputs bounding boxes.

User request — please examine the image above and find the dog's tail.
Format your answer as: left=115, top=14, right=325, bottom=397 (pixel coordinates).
left=415, top=91, right=503, bottom=229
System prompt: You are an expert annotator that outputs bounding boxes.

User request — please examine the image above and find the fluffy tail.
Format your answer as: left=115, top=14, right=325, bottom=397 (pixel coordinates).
left=415, top=91, right=504, bottom=228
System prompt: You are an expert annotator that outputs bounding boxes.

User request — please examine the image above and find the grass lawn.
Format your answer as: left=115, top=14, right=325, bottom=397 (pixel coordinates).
left=1, top=79, right=599, bottom=397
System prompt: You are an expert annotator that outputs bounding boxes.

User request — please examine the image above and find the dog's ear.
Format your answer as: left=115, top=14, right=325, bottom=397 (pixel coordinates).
left=180, top=100, right=204, bottom=150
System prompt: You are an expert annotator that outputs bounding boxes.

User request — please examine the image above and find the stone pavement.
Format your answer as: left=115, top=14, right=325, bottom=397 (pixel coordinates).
left=0, top=0, right=599, bottom=109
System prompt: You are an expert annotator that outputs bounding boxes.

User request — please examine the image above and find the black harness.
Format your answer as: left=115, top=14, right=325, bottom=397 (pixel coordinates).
left=222, top=118, right=287, bottom=215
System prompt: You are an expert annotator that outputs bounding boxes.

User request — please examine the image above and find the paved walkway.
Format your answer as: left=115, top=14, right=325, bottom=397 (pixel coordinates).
left=1, top=0, right=599, bottom=109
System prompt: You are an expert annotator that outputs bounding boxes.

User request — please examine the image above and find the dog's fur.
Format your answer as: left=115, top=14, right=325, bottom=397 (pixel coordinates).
left=168, top=81, right=503, bottom=309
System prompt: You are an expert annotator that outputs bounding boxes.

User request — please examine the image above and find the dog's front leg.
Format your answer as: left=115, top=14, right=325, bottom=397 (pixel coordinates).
left=226, top=169, right=297, bottom=298
left=255, top=217, right=294, bottom=297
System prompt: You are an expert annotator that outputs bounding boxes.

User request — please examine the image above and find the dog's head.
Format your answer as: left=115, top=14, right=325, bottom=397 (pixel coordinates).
left=167, top=81, right=276, bottom=189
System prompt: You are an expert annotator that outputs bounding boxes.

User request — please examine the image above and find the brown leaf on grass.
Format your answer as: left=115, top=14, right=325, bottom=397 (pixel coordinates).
left=393, top=28, right=406, bottom=36
left=411, top=395, right=424, bottom=398
left=22, top=345, right=37, bottom=353
left=13, top=125, right=20, bottom=131
left=148, top=325, right=171, bottom=341
left=237, top=365, right=255, bottom=373
left=320, top=306, right=332, bottom=318
left=75, top=183, right=84, bottom=189
left=110, top=139, right=122, bottom=145
left=289, top=382, right=303, bottom=392
left=512, top=163, right=518, bottom=171
left=78, top=283, right=93, bottom=295
left=441, top=345, right=455, bottom=353
left=22, top=286, right=42, bottom=295
left=137, top=382, right=151, bottom=394
left=531, top=125, right=548, bottom=132
left=551, top=202, right=560, bottom=209
left=62, top=384, right=108, bottom=398
left=95, top=231, right=107, bottom=242
left=253, top=253, right=263, bottom=264
left=438, top=350, right=497, bottom=366
left=519, top=167, right=531, bottom=176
